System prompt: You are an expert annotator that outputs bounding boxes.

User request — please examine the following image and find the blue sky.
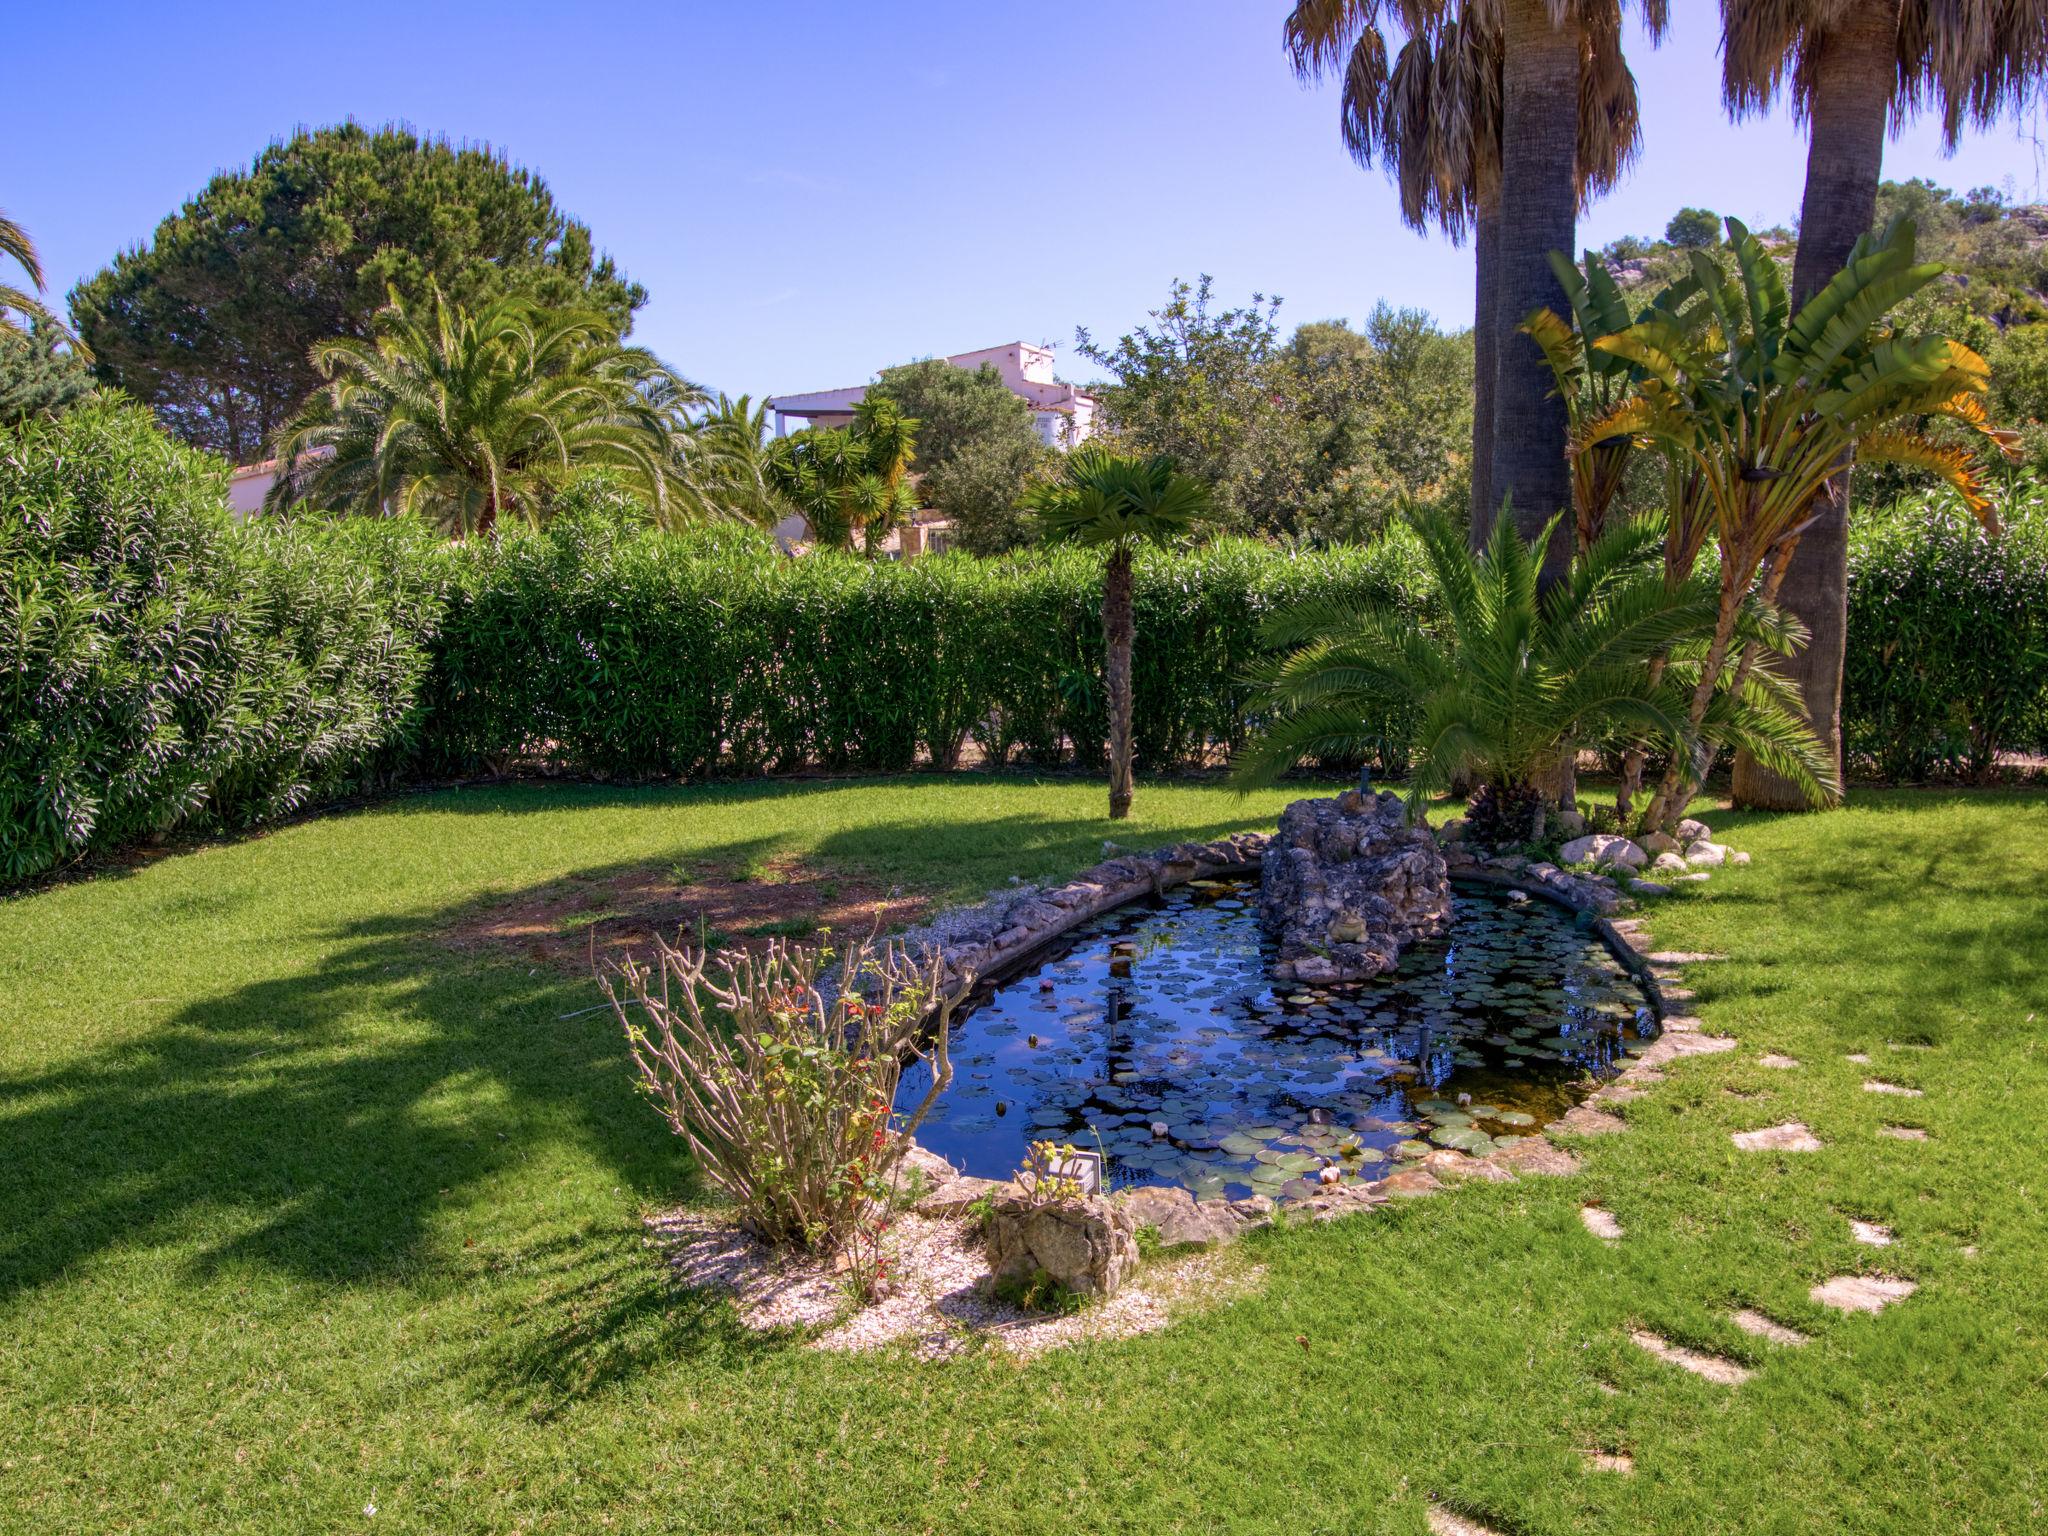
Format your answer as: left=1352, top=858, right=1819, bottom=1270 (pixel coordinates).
left=8, top=1, right=2045, bottom=405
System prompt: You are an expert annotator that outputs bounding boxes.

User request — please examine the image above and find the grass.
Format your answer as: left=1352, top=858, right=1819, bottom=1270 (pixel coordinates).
left=1, top=775, right=2044, bottom=1534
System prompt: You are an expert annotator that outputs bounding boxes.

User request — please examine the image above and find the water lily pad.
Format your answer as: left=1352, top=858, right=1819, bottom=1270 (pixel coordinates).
left=1430, top=1125, right=1495, bottom=1153
left=1218, top=1133, right=1265, bottom=1156
left=1394, top=1138, right=1432, bottom=1159
left=1488, top=1109, right=1537, bottom=1127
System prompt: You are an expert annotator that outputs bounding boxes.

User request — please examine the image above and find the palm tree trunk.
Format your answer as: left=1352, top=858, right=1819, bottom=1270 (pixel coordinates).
left=1103, top=543, right=1136, bottom=820
left=1469, top=188, right=1501, bottom=547
left=1648, top=567, right=1744, bottom=831
left=1729, top=2, right=1898, bottom=812
left=1488, top=0, right=1579, bottom=593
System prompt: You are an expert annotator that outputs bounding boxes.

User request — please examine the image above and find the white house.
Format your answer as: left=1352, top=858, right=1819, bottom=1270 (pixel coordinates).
left=766, top=342, right=1099, bottom=450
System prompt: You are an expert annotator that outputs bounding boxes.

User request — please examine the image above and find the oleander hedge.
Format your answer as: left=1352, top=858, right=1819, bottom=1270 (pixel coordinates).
left=7, top=405, right=2047, bottom=882
left=1844, top=485, right=2048, bottom=781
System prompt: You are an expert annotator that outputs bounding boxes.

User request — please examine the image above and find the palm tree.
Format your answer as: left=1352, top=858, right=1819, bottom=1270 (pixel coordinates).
left=690, top=394, right=796, bottom=526
left=268, top=288, right=709, bottom=538
left=1, top=209, right=87, bottom=358
left=765, top=398, right=920, bottom=555
left=1579, top=216, right=2010, bottom=828
left=1233, top=501, right=1823, bottom=844
left=1285, top=1, right=1660, bottom=576
left=1720, top=0, right=2048, bottom=809
left=1025, top=446, right=1213, bottom=820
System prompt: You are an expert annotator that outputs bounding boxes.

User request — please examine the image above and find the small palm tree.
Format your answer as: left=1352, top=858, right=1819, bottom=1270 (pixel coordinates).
left=268, top=288, right=711, bottom=537
left=1232, top=502, right=1832, bottom=842
left=1025, top=446, right=1213, bottom=820
left=690, top=393, right=796, bottom=526
left=1, top=208, right=87, bottom=358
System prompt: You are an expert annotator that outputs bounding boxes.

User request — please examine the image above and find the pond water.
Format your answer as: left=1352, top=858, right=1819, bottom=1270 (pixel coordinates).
left=903, top=876, right=1656, bottom=1202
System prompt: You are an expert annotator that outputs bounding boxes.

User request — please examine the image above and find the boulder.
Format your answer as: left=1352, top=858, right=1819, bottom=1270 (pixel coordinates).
left=1629, top=880, right=1672, bottom=898
left=986, top=1192, right=1139, bottom=1298
left=1650, top=851, right=1688, bottom=875
left=1552, top=809, right=1587, bottom=838
left=1684, top=841, right=1729, bottom=868
left=1116, top=1185, right=1273, bottom=1246
left=1259, top=792, right=1452, bottom=982
left=1437, top=817, right=1468, bottom=842
left=1559, top=833, right=1649, bottom=871
left=1675, top=818, right=1711, bottom=844
left=1640, top=831, right=1680, bottom=855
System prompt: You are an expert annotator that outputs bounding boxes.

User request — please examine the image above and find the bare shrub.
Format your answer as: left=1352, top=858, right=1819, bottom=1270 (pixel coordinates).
left=602, top=933, right=966, bottom=1270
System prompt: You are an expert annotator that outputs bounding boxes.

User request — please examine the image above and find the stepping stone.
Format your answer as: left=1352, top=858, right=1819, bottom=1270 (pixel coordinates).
left=1849, top=1219, right=1894, bottom=1247
left=1646, top=951, right=1728, bottom=964
left=1730, top=1308, right=1808, bottom=1347
left=1580, top=1206, right=1624, bottom=1241
left=1862, top=1080, right=1924, bottom=1098
left=1490, top=1135, right=1580, bottom=1177
left=1758, top=1054, right=1802, bottom=1070
left=1845, top=1052, right=1871, bottom=1064
left=1558, top=1105, right=1628, bottom=1136
left=1629, top=1328, right=1753, bottom=1385
left=1427, top=1508, right=1502, bottom=1536
left=1590, top=1082, right=1649, bottom=1105
left=1732, top=1122, right=1823, bottom=1152
left=1878, top=1124, right=1929, bottom=1141
left=1811, top=1274, right=1918, bottom=1314
left=1584, top=1450, right=1635, bottom=1474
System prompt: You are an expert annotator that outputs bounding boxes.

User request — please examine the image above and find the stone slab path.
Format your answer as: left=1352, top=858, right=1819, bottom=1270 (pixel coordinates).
left=1732, top=1121, right=1824, bottom=1152
left=1580, top=1206, right=1624, bottom=1241
left=1630, top=1327, right=1753, bottom=1385
left=1731, top=1308, right=1809, bottom=1347
left=1812, top=1274, right=1919, bottom=1313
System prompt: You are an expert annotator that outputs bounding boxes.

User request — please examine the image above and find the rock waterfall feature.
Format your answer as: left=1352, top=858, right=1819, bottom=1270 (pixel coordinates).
left=1257, top=790, right=1453, bottom=982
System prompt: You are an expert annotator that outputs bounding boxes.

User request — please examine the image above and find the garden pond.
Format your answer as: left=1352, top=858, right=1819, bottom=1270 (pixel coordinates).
left=903, top=876, right=1656, bottom=1202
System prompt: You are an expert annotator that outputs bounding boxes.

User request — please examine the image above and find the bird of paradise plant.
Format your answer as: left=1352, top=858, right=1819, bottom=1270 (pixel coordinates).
left=1575, top=214, right=2017, bottom=830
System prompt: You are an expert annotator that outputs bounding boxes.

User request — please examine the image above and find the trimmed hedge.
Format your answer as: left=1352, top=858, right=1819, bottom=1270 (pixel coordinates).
left=1844, top=486, right=2048, bottom=781
left=8, top=407, right=2047, bottom=883
left=420, top=508, right=1439, bottom=781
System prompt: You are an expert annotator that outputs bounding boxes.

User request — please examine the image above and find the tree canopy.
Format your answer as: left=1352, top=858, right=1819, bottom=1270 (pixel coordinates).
left=69, top=123, right=645, bottom=464
left=867, top=358, right=1049, bottom=554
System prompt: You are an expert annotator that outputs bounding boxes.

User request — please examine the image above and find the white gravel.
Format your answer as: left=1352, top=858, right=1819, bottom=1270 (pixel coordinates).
left=645, top=1207, right=1261, bottom=1361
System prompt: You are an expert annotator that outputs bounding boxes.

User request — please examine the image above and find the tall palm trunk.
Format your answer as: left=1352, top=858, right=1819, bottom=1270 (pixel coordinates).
left=1487, top=0, right=1580, bottom=593
left=1469, top=188, right=1501, bottom=545
left=1730, top=2, right=1898, bottom=811
left=1103, top=542, right=1136, bottom=820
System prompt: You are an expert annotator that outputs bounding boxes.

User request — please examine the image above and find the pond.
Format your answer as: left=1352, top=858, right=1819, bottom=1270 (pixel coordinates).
left=902, top=875, right=1656, bottom=1202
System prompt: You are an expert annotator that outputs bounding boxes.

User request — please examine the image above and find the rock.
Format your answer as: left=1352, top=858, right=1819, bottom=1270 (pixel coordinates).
left=1640, top=831, right=1679, bottom=855
left=1684, top=841, right=1729, bottom=868
left=1259, top=792, right=1452, bottom=982
left=912, top=1174, right=1008, bottom=1218
left=1438, top=817, right=1468, bottom=842
left=1732, top=850, right=1751, bottom=866
left=1559, top=833, right=1648, bottom=871
left=1651, top=851, right=1688, bottom=875
left=1810, top=1274, right=1917, bottom=1314
left=1731, top=1121, right=1823, bottom=1152
left=1675, top=817, right=1710, bottom=844
left=986, top=1192, right=1139, bottom=1298
left=1628, top=880, right=1672, bottom=898
left=1553, top=809, right=1587, bottom=838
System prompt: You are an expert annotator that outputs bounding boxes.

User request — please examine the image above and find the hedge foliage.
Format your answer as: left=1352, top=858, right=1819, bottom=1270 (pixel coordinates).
left=8, top=408, right=2048, bottom=883
left=1845, top=485, right=2048, bottom=780
left=1, top=403, right=448, bottom=883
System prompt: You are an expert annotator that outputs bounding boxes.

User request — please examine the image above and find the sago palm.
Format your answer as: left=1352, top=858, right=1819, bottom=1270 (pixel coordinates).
left=1233, top=502, right=1826, bottom=840
left=1025, top=446, right=1213, bottom=820
left=1719, top=0, right=2048, bottom=807
left=1578, top=215, right=2013, bottom=827
left=268, top=288, right=710, bottom=538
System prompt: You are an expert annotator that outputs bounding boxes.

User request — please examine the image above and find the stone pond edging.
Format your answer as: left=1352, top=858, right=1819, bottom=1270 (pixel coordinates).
left=896, top=822, right=1724, bottom=1274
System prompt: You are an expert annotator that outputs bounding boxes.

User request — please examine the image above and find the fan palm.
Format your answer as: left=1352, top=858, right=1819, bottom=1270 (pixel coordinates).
left=690, top=393, right=796, bottom=526
left=1, top=209, right=87, bottom=359
left=1025, top=446, right=1213, bottom=820
left=1234, top=502, right=1830, bottom=836
left=1284, top=1, right=1654, bottom=553
left=1578, top=215, right=2012, bottom=828
left=1719, top=0, right=2048, bottom=808
left=267, top=288, right=710, bottom=538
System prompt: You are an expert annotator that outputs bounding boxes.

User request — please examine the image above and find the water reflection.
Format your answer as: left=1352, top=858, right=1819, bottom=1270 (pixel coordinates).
left=905, top=877, right=1655, bottom=1201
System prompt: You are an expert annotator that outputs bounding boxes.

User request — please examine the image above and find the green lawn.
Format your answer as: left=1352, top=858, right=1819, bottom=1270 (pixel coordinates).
left=2, top=777, right=2044, bottom=1534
